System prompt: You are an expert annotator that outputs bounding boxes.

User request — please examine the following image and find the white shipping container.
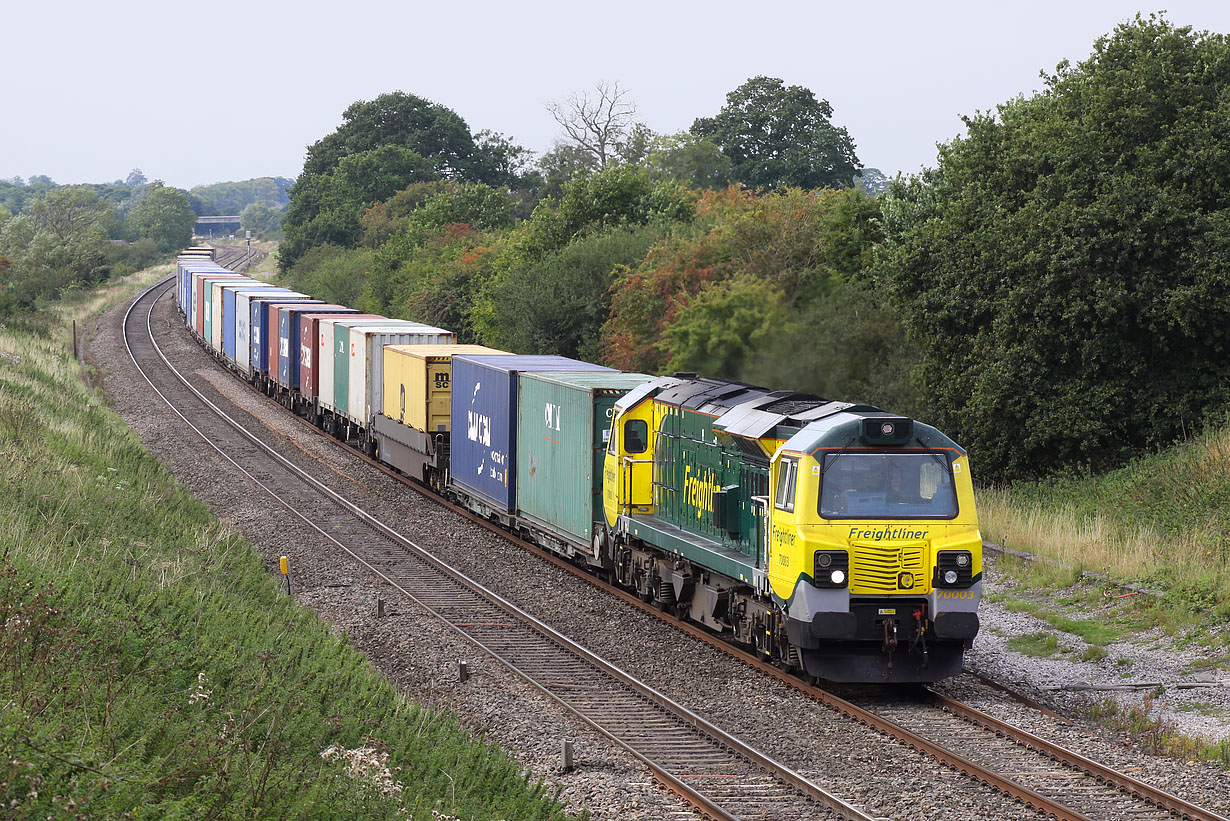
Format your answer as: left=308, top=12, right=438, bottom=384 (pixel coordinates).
left=346, top=323, right=454, bottom=427
left=318, top=317, right=393, bottom=412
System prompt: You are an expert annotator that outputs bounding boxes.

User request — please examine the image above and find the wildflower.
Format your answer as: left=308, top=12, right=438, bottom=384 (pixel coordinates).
left=188, top=671, right=211, bottom=705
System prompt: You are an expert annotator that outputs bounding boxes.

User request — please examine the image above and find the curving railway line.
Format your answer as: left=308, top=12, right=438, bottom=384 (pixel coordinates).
left=123, top=275, right=1230, bottom=821
left=124, top=277, right=874, bottom=821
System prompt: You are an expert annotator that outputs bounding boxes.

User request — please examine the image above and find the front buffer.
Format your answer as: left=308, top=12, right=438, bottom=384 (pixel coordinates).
left=783, top=578, right=981, bottom=683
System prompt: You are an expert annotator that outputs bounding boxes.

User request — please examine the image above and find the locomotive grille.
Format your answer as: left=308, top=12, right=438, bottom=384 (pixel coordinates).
left=850, top=542, right=926, bottom=593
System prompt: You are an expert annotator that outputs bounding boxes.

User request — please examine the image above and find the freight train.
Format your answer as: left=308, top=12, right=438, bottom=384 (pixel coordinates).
left=174, top=252, right=982, bottom=683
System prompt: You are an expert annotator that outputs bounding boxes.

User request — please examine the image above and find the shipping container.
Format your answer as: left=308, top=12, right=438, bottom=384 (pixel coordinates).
left=515, top=371, right=653, bottom=550
left=381, top=344, right=508, bottom=433
left=449, top=355, right=612, bottom=514
left=211, top=278, right=260, bottom=352
left=317, top=317, right=389, bottom=412
left=341, top=323, right=454, bottom=427
left=250, top=298, right=322, bottom=376
left=177, top=261, right=224, bottom=313
left=180, top=264, right=212, bottom=323
left=197, top=274, right=247, bottom=342
left=224, top=286, right=284, bottom=364
left=236, top=290, right=303, bottom=375
left=186, top=267, right=231, bottom=333
left=275, top=303, right=354, bottom=390
left=329, top=319, right=420, bottom=417
left=300, top=313, right=384, bottom=402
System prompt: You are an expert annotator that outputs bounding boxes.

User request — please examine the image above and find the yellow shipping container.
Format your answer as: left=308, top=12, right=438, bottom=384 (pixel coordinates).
left=382, top=344, right=509, bottom=432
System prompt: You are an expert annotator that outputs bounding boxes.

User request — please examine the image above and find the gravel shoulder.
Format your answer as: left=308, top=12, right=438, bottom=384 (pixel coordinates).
left=956, top=550, right=1230, bottom=744
left=86, top=285, right=1230, bottom=820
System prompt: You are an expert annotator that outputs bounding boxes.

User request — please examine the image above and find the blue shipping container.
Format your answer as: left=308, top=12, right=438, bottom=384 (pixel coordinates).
left=222, top=284, right=281, bottom=361
left=252, top=299, right=322, bottom=376
left=449, top=355, right=612, bottom=513
left=276, top=304, right=354, bottom=389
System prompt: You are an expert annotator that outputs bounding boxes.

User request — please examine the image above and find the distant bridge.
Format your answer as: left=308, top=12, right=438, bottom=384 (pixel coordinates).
left=195, top=215, right=242, bottom=236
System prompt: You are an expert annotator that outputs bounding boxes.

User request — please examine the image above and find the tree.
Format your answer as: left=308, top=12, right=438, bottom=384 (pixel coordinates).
left=475, top=226, right=660, bottom=359
left=692, top=76, right=860, bottom=190
left=124, top=168, right=147, bottom=187
left=284, top=91, right=526, bottom=270
left=601, top=186, right=880, bottom=373
left=547, top=81, right=638, bottom=172
left=0, top=187, right=112, bottom=310
left=240, top=202, right=282, bottom=234
left=535, top=141, right=599, bottom=199
left=301, top=91, right=501, bottom=183
left=644, top=133, right=734, bottom=190
left=127, top=182, right=196, bottom=252
left=876, top=15, right=1230, bottom=480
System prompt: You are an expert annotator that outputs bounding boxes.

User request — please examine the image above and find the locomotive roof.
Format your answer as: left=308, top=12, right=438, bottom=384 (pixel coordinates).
left=783, top=412, right=966, bottom=456
left=630, top=374, right=966, bottom=456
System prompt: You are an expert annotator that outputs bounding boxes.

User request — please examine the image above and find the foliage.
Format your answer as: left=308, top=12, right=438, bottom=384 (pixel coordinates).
left=644, top=132, right=734, bottom=190
left=692, top=75, right=861, bottom=190
left=661, top=274, right=788, bottom=377
left=0, top=187, right=111, bottom=312
left=126, top=182, right=196, bottom=252
left=241, top=201, right=284, bottom=234
left=284, top=91, right=530, bottom=270
left=602, top=186, right=881, bottom=375
left=281, top=244, right=375, bottom=308
left=281, top=146, right=437, bottom=269
left=876, top=15, right=1230, bottom=480
left=474, top=225, right=660, bottom=359
left=0, top=286, right=575, bottom=820
left=357, top=182, right=456, bottom=248
left=380, top=224, right=503, bottom=344
left=535, top=141, right=599, bottom=199
left=505, top=165, right=694, bottom=266
left=190, top=177, right=292, bottom=215
left=300, top=91, right=519, bottom=185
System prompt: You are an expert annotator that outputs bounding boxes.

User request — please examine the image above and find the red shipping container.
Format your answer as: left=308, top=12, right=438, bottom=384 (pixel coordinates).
left=300, top=313, right=384, bottom=400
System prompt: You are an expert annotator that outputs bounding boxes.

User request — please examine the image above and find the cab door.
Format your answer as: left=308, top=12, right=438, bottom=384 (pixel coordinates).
left=602, top=401, right=655, bottom=527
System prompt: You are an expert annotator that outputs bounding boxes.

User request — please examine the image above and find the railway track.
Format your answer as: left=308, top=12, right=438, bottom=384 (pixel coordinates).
left=132, top=275, right=1230, bottom=821
left=124, top=278, right=875, bottom=821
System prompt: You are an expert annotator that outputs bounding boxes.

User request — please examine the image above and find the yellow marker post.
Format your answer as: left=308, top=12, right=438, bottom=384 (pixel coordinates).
left=280, top=556, right=291, bottom=595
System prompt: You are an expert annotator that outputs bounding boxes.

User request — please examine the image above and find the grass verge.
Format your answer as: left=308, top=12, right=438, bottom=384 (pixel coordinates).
left=977, top=425, right=1230, bottom=635
left=0, top=268, right=575, bottom=819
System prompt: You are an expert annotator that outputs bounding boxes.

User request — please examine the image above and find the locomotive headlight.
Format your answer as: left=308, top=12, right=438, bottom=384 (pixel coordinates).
left=881, top=422, right=895, bottom=436
left=830, top=569, right=846, bottom=585
left=898, top=572, right=914, bottom=589
left=955, top=553, right=970, bottom=568
left=944, top=570, right=959, bottom=584
left=816, top=553, right=833, bottom=568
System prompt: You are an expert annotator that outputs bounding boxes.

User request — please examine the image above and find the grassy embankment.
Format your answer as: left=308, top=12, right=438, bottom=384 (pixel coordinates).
left=977, top=427, right=1230, bottom=761
left=977, top=423, right=1230, bottom=624
left=0, top=264, right=575, bottom=819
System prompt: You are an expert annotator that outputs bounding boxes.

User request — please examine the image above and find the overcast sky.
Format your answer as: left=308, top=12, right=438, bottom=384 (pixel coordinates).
left=4, top=1, right=1228, bottom=190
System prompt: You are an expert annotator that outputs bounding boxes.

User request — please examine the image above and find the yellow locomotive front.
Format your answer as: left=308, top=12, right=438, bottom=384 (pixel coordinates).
left=767, top=414, right=982, bottom=683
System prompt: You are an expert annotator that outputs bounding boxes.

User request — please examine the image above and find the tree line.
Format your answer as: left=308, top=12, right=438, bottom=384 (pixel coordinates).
left=279, top=16, right=1230, bottom=483
left=0, top=177, right=197, bottom=318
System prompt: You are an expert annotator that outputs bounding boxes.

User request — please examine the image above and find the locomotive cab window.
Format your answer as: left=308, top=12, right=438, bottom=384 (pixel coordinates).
left=819, top=453, right=957, bottom=519
left=775, top=457, right=798, bottom=512
left=624, top=419, right=648, bottom=454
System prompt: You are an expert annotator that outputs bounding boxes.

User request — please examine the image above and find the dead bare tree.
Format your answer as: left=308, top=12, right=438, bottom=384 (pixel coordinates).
left=546, top=81, right=637, bottom=172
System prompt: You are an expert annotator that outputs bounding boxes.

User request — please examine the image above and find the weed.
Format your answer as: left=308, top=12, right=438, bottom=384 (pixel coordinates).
left=1079, top=645, right=1109, bottom=662
left=1086, top=695, right=1230, bottom=765
left=1008, top=632, right=1063, bottom=658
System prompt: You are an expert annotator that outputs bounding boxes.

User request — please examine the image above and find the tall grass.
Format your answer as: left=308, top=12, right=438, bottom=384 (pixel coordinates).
left=977, top=423, right=1230, bottom=619
left=0, top=266, right=575, bottom=819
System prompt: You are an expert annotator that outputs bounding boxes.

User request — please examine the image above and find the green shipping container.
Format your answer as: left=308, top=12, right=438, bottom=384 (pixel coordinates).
left=515, top=371, right=652, bottom=550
